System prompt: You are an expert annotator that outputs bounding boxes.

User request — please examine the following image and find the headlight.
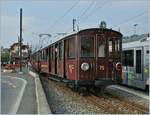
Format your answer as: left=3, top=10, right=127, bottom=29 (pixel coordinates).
left=81, top=63, right=90, bottom=71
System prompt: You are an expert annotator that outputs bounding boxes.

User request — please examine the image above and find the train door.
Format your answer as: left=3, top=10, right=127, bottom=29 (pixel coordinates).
left=135, top=47, right=143, bottom=80
left=79, top=35, right=95, bottom=81
left=62, top=40, right=66, bottom=78
left=64, top=40, right=68, bottom=78
left=96, top=34, right=108, bottom=79
left=55, top=44, right=58, bottom=75
left=57, top=41, right=63, bottom=77
left=48, top=46, right=51, bottom=73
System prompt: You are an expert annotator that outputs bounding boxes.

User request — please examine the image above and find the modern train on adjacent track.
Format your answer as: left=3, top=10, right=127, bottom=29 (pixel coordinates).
left=31, top=26, right=123, bottom=91
left=121, top=34, right=149, bottom=90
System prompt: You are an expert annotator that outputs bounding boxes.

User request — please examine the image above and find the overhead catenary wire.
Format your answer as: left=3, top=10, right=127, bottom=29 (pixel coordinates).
left=112, top=10, right=149, bottom=27
left=64, top=0, right=109, bottom=33
left=51, top=0, right=96, bottom=37
left=45, top=0, right=80, bottom=33
left=78, top=0, right=108, bottom=24
left=25, top=0, right=108, bottom=40
left=76, top=0, right=96, bottom=21
left=23, top=0, right=80, bottom=47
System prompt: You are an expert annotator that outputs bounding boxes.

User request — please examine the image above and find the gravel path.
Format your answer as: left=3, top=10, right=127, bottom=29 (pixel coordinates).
left=41, top=77, right=106, bottom=114
left=41, top=77, right=149, bottom=114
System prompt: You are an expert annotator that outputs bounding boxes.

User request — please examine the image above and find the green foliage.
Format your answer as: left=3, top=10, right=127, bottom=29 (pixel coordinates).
left=1, top=52, right=10, bottom=63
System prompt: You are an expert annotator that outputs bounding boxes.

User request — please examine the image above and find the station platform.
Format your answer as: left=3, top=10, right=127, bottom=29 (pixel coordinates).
left=109, top=85, right=149, bottom=100
left=106, top=85, right=149, bottom=108
left=1, top=67, right=51, bottom=114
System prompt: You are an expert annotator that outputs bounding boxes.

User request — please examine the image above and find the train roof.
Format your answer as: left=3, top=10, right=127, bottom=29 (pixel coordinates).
left=78, top=28, right=122, bottom=36
left=32, top=27, right=122, bottom=54
left=122, top=33, right=149, bottom=43
left=122, top=34, right=149, bottom=49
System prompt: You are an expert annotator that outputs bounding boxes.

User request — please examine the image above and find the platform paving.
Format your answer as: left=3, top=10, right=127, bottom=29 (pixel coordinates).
left=1, top=67, right=37, bottom=114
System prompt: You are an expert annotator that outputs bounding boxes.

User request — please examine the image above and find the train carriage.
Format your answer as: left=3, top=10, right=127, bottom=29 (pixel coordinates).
left=31, top=27, right=123, bottom=91
left=122, top=34, right=149, bottom=90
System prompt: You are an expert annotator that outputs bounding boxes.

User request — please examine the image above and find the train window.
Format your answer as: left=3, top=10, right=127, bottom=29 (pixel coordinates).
left=147, top=50, right=149, bottom=54
left=46, top=48, right=48, bottom=60
left=42, top=50, right=44, bottom=60
left=52, top=45, right=55, bottom=60
left=115, top=40, right=118, bottom=52
left=122, top=50, right=134, bottom=66
left=58, top=42, right=63, bottom=59
left=109, top=40, right=112, bottom=57
left=81, top=37, right=94, bottom=57
left=109, top=40, right=112, bottom=52
left=68, top=38, right=75, bottom=58
left=49, top=47, right=51, bottom=59
left=114, top=39, right=121, bottom=57
left=118, top=39, right=120, bottom=51
left=136, top=50, right=141, bottom=73
left=43, top=50, right=47, bottom=60
left=98, top=37, right=105, bottom=57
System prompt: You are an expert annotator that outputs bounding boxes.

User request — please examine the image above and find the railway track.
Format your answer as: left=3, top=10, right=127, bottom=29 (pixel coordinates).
left=86, top=93, right=148, bottom=114
left=86, top=95, right=124, bottom=114
left=41, top=76, right=149, bottom=114
left=105, top=92, right=149, bottom=114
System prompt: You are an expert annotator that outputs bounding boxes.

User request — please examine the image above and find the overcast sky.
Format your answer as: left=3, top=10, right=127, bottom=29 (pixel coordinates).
left=0, top=0, right=150, bottom=48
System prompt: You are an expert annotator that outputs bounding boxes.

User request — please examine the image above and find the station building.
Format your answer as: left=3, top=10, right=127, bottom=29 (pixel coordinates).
left=9, top=42, right=30, bottom=64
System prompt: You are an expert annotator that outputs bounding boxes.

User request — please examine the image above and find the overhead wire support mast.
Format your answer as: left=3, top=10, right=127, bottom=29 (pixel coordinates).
left=19, top=8, right=23, bottom=72
left=45, top=0, right=80, bottom=33
left=73, top=19, right=76, bottom=32
left=65, top=0, right=108, bottom=33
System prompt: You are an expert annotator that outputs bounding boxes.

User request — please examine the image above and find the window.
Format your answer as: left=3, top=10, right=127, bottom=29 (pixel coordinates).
left=122, top=50, right=134, bottom=66
left=81, top=36, right=94, bottom=57
left=49, top=47, right=51, bottom=59
left=136, top=50, right=141, bottom=73
left=68, top=38, right=75, bottom=58
left=109, top=40, right=112, bottom=52
left=98, top=36, right=105, bottom=57
left=115, top=39, right=121, bottom=57
left=46, top=48, right=48, bottom=60
left=58, top=42, right=63, bottom=59
left=147, top=50, right=149, bottom=54
left=109, top=40, right=112, bottom=57
left=118, top=39, right=120, bottom=51
left=115, top=40, right=118, bottom=52
left=43, top=50, right=47, bottom=60
left=51, top=45, right=55, bottom=60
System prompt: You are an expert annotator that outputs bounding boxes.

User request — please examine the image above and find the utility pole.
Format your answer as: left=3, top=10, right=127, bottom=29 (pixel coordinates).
left=133, top=24, right=138, bottom=35
left=73, top=19, right=76, bottom=32
left=19, top=8, right=23, bottom=72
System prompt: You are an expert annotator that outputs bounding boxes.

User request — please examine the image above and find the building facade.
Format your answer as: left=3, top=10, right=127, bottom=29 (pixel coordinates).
left=9, top=43, right=30, bottom=64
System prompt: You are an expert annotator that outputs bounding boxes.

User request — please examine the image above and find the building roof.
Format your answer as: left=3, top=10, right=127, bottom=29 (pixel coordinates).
left=10, top=42, right=29, bottom=50
left=122, top=33, right=149, bottom=43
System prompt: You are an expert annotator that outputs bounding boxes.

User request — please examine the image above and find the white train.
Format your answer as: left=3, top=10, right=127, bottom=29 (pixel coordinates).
left=122, top=34, right=149, bottom=90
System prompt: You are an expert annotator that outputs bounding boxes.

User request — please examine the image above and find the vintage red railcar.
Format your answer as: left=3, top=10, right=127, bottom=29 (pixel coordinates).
left=31, top=27, right=123, bottom=91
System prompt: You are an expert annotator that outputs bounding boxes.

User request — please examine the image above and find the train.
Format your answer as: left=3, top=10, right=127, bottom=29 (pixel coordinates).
left=31, top=26, right=123, bottom=92
left=122, top=34, right=149, bottom=90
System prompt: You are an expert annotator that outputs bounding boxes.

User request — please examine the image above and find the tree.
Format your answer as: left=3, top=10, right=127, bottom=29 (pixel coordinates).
left=1, top=52, right=10, bottom=65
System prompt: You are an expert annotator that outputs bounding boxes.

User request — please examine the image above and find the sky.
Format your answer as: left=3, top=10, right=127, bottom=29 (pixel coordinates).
left=0, top=0, right=150, bottom=49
